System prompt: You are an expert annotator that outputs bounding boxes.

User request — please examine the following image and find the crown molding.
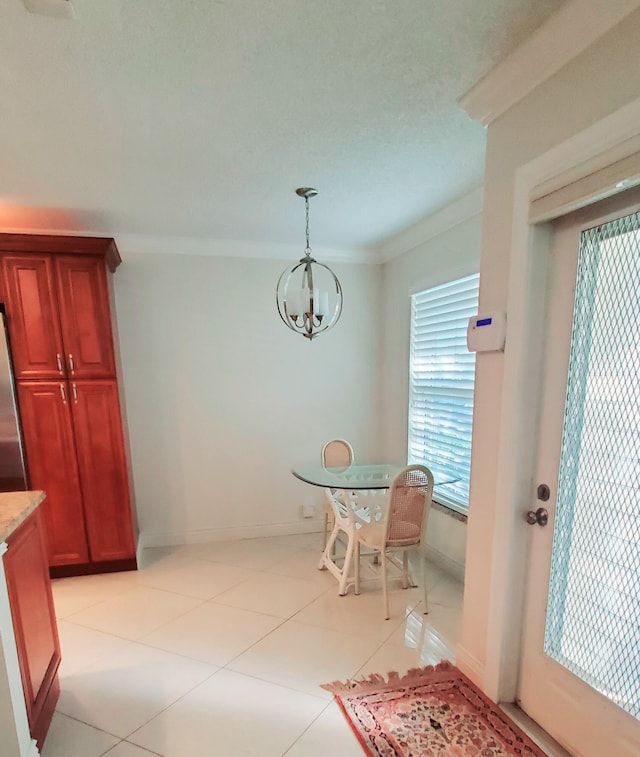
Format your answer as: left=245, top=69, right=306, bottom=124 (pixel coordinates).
left=459, top=0, right=640, bottom=126
left=114, top=234, right=370, bottom=264
left=0, top=226, right=370, bottom=264
left=373, top=186, right=484, bottom=264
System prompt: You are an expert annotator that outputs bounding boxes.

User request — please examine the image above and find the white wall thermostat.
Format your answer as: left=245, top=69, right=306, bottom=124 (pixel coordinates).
left=467, top=311, right=507, bottom=353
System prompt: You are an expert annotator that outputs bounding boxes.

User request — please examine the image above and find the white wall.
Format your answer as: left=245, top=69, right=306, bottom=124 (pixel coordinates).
left=459, top=6, right=640, bottom=692
left=113, top=252, right=382, bottom=546
left=379, top=209, right=483, bottom=578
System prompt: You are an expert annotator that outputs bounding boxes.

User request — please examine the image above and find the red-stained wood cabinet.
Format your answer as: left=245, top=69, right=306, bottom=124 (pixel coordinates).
left=16, top=382, right=90, bottom=566
left=1, top=253, right=116, bottom=380
left=0, top=234, right=137, bottom=576
left=70, top=380, right=135, bottom=562
left=0, top=255, right=65, bottom=380
left=4, top=506, right=61, bottom=749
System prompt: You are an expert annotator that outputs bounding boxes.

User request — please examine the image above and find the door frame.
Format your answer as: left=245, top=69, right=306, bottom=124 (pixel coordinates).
left=479, top=95, right=640, bottom=703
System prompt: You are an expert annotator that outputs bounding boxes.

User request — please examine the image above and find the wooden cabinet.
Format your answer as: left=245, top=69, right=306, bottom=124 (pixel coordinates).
left=0, top=256, right=65, bottom=380
left=70, top=380, right=135, bottom=563
left=0, top=234, right=137, bottom=576
left=16, top=382, right=90, bottom=566
left=4, top=506, right=61, bottom=749
left=1, top=253, right=115, bottom=381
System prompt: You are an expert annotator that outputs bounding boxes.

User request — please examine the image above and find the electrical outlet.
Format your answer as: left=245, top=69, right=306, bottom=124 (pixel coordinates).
left=302, top=502, right=316, bottom=518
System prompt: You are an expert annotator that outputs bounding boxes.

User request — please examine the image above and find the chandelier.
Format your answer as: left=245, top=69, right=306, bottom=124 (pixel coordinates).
left=276, top=188, right=343, bottom=340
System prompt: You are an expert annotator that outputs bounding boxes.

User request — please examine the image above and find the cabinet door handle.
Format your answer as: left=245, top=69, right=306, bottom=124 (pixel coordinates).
left=72, top=383, right=78, bottom=402
left=56, top=353, right=63, bottom=373
left=68, top=353, right=75, bottom=374
left=59, top=384, right=67, bottom=404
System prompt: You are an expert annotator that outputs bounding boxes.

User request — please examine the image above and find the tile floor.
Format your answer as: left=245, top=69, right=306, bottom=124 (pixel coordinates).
left=43, top=533, right=463, bottom=757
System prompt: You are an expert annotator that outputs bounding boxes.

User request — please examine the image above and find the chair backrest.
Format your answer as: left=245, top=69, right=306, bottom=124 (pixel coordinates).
left=384, top=465, right=434, bottom=547
left=321, top=439, right=354, bottom=468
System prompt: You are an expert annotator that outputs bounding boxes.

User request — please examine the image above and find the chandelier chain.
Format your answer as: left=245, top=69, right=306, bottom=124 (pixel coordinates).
left=305, top=197, right=311, bottom=253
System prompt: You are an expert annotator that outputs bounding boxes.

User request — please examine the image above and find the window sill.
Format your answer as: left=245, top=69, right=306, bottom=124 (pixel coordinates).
left=432, top=497, right=468, bottom=523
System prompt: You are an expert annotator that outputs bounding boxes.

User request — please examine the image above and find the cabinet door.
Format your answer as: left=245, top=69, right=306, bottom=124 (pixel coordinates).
left=4, top=507, right=61, bottom=747
left=17, top=382, right=90, bottom=566
left=71, top=380, right=135, bottom=562
left=55, top=256, right=116, bottom=379
left=1, top=256, right=65, bottom=379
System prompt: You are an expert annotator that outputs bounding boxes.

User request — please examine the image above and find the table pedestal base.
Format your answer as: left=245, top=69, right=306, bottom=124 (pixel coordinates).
left=318, top=522, right=355, bottom=595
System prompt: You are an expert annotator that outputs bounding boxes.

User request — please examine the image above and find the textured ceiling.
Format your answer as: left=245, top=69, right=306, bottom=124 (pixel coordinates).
left=0, top=0, right=563, bottom=253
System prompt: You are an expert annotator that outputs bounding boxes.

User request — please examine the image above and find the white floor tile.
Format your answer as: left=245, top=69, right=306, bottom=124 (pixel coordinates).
left=140, top=602, right=283, bottom=666
left=129, top=668, right=327, bottom=757
left=195, top=538, right=299, bottom=571
left=284, top=701, right=363, bottom=757
left=291, top=583, right=421, bottom=641
left=132, top=559, right=258, bottom=600
left=45, top=535, right=463, bottom=757
left=66, top=586, right=202, bottom=640
left=52, top=572, right=135, bottom=619
left=57, top=641, right=217, bottom=738
left=391, top=603, right=461, bottom=650
left=227, top=619, right=382, bottom=699
left=355, top=638, right=424, bottom=678
left=40, top=713, right=119, bottom=757
left=266, top=532, right=326, bottom=550
left=428, top=571, right=465, bottom=609
left=213, top=572, right=328, bottom=619
left=57, top=620, right=129, bottom=677
left=266, top=549, right=340, bottom=588
left=356, top=607, right=457, bottom=676
left=138, top=544, right=210, bottom=570
left=103, top=742, right=164, bottom=757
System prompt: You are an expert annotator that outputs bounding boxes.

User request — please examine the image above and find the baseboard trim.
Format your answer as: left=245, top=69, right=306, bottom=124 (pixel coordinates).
left=49, top=558, right=137, bottom=578
left=25, top=739, right=40, bottom=757
left=136, top=535, right=145, bottom=569
left=456, top=645, right=485, bottom=688
left=139, top=518, right=325, bottom=549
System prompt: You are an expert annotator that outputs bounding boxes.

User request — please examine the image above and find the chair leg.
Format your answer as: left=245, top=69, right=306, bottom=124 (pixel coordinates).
left=323, top=511, right=329, bottom=550
left=381, top=549, right=389, bottom=620
left=422, top=554, right=429, bottom=614
left=402, top=551, right=409, bottom=589
left=354, top=540, right=361, bottom=595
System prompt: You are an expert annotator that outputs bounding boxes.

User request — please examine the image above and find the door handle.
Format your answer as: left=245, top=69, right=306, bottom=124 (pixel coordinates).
left=68, top=353, right=75, bottom=374
left=56, top=353, right=63, bottom=373
left=59, top=384, right=67, bottom=404
left=526, top=507, right=548, bottom=527
left=72, top=383, right=78, bottom=402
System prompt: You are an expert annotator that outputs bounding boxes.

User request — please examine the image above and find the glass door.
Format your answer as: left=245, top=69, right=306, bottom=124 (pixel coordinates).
left=518, top=193, right=640, bottom=756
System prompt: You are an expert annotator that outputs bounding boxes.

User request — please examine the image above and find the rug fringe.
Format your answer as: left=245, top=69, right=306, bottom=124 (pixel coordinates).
left=321, top=659, right=454, bottom=695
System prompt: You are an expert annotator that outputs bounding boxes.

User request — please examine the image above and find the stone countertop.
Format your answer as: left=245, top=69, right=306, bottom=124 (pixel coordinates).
left=0, top=490, right=46, bottom=543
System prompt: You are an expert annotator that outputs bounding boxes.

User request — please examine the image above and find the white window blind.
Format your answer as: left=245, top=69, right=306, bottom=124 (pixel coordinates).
left=408, top=274, right=479, bottom=510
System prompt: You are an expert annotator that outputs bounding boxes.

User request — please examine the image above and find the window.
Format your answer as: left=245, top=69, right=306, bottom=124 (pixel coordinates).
left=408, top=274, right=479, bottom=511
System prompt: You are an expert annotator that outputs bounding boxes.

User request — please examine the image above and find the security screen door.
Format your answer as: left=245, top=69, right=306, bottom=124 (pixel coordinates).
left=518, top=190, right=640, bottom=757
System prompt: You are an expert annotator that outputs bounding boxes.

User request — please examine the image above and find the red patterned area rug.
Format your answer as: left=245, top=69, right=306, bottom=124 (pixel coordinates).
left=322, top=661, right=547, bottom=757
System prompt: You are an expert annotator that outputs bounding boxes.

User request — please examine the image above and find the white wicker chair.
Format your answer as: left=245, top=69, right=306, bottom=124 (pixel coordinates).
left=354, top=464, right=434, bottom=619
left=321, top=439, right=354, bottom=550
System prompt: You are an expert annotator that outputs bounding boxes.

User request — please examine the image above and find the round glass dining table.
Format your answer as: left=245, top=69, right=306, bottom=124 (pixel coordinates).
left=291, top=463, right=400, bottom=490
left=291, top=463, right=457, bottom=595
left=291, top=463, right=456, bottom=489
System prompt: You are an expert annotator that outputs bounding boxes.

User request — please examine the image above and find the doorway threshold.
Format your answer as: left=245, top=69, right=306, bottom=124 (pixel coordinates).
left=500, top=703, right=573, bottom=757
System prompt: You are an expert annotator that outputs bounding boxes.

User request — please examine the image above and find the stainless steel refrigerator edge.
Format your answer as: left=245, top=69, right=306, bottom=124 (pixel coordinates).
left=0, top=304, right=28, bottom=491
